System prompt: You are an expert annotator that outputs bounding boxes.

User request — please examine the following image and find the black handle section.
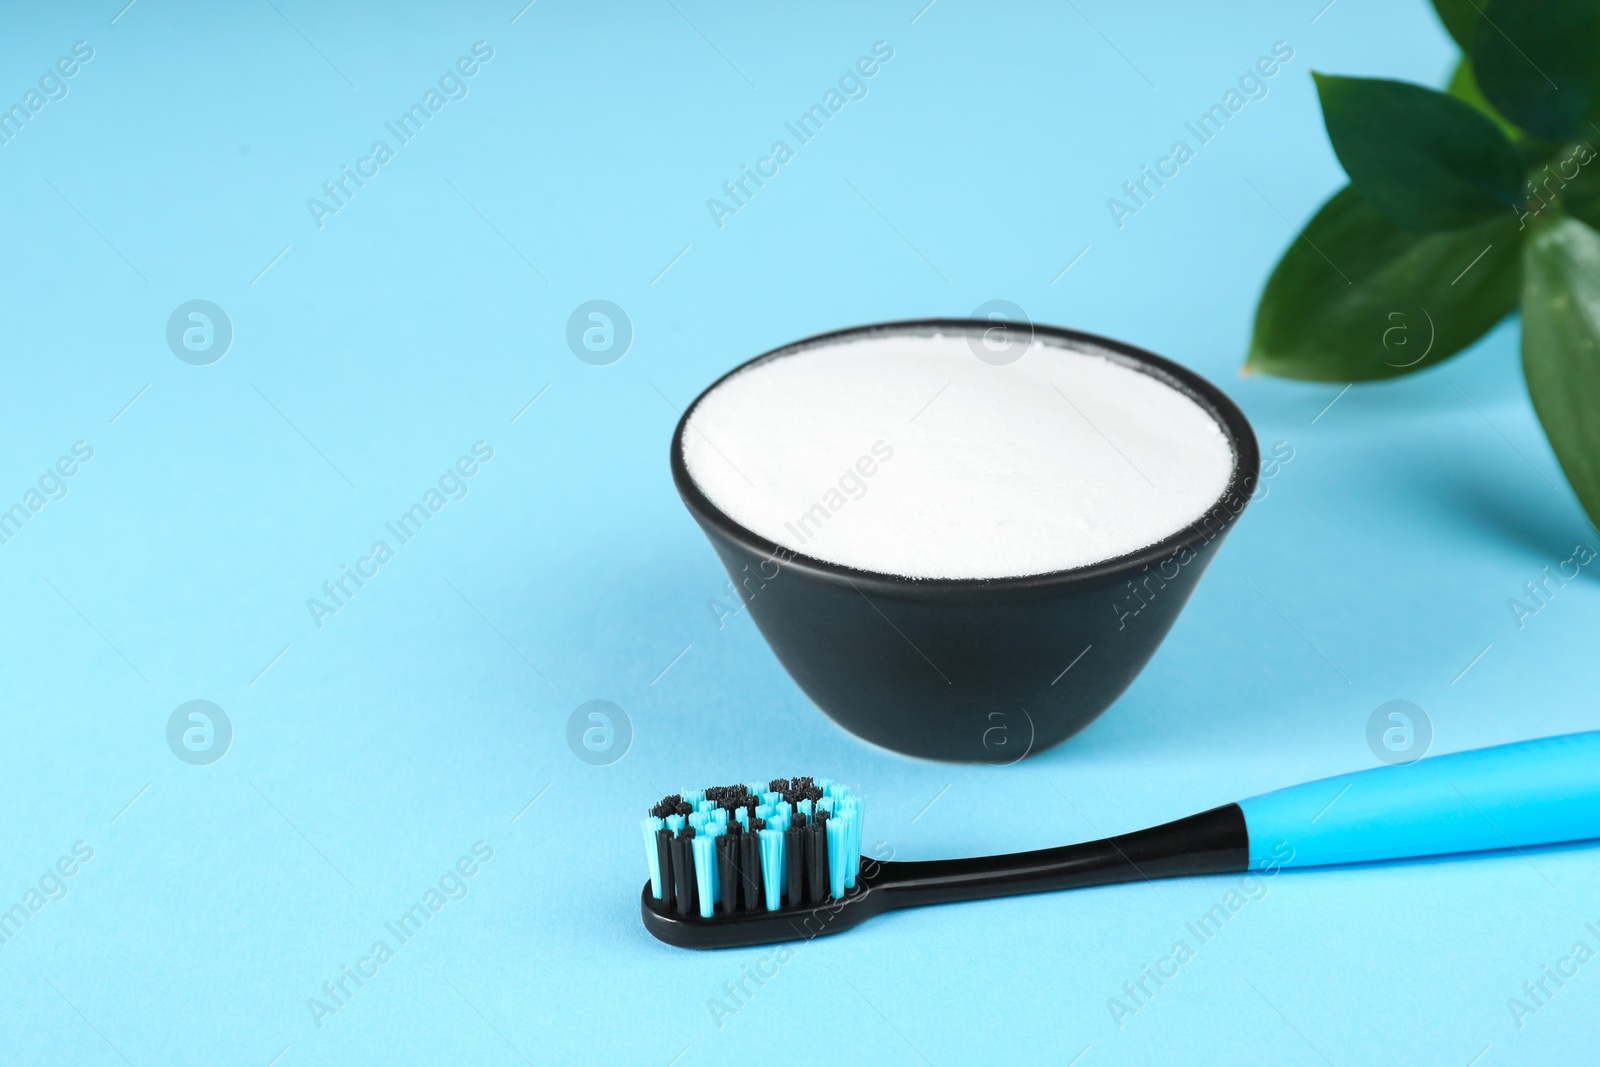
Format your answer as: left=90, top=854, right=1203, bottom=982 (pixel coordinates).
left=869, top=803, right=1249, bottom=910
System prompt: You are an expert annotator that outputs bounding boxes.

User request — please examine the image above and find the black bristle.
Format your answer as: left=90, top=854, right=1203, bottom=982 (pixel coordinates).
left=710, top=783, right=757, bottom=813
left=650, top=794, right=683, bottom=820
left=655, top=828, right=676, bottom=909
left=671, top=829, right=697, bottom=917
left=715, top=833, right=739, bottom=916
left=814, top=822, right=833, bottom=901
left=785, top=825, right=802, bottom=906
left=739, top=831, right=763, bottom=911
left=799, top=823, right=814, bottom=902
left=803, top=822, right=825, bottom=902
left=767, top=778, right=790, bottom=794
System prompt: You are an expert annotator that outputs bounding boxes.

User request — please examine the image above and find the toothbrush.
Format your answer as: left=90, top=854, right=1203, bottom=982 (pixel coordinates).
left=639, top=731, right=1600, bottom=949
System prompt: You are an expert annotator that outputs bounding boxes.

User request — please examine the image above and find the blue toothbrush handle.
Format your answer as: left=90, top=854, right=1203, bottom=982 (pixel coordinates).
left=1236, top=730, right=1600, bottom=869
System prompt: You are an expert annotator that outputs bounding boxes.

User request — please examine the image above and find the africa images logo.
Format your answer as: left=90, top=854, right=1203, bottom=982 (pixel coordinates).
left=165, top=300, right=233, bottom=365
left=166, top=700, right=232, bottom=766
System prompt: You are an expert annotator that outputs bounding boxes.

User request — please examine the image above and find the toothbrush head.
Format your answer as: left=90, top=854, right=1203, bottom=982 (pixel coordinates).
left=638, top=777, right=873, bottom=948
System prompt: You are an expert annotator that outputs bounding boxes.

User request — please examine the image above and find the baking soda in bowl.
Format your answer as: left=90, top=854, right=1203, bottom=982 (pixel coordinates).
left=680, top=329, right=1236, bottom=580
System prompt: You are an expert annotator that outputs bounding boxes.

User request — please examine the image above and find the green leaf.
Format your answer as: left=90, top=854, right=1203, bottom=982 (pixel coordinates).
left=1471, top=0, right=1600, bottom=140
left=1431, top=0, right=1479, bottom=51
left=1247, top=185, right=1523, bottom=381
left=1446, top=57, right=1520, bottom=140
left=1521, top=212, right=1600, bottom=526
left=1315, top=73, right=1525, bottom=231
left=1557, top=143, right=1600, bottom=230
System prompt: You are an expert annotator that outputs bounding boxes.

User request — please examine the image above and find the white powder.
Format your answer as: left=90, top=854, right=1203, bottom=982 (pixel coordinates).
left=681, top=330, right=1236, bottom=579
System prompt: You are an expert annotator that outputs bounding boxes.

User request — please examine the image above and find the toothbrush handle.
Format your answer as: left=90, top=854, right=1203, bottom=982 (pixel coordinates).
left=1237, top=730, right=1600, bottom=869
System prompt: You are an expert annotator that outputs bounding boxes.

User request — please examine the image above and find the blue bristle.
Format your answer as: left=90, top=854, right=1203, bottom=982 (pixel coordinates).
left=761, top=790, right=782, bottom=807
left=734, top=807, right=750, bottom=830
left=641, top=816, right=664, bottom=898
left=758, top=828, right=785, bottom=911
left=839, top=796, right=863, bottom=887
left=682, top=790, right=705, bottom=807
left=708, top=823, right=724, bottom=907
left=797, top=798, right=813, bottom=820
left=826, top=817, right=848, bottom=899
left=665, top=813, right=685, bottom=834
left=691, top=834, right=717, bottom=918
left=853, top=798, right=865, bottom=881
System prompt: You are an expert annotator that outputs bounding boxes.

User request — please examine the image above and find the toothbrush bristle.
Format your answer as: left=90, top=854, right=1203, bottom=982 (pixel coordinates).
left=648, top=796, right=681, bottom=819
left=640, top=777, right=864, bottom=920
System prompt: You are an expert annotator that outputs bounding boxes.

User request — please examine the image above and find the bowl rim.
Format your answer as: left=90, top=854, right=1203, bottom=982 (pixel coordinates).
left=670, top=318, right=1260, bottom=596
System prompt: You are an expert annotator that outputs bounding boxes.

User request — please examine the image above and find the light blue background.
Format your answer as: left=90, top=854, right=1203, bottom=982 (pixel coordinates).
left=2, top=2, right=1596, bottom=1064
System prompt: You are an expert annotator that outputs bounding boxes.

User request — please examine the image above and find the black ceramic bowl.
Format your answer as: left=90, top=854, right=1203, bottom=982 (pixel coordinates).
left=670, top=319, right=1258, bottom=762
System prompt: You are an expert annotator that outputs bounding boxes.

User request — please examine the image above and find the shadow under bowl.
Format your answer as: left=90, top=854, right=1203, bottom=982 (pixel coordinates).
left=670, top=319, right=1259, bottom=763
